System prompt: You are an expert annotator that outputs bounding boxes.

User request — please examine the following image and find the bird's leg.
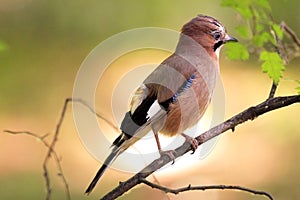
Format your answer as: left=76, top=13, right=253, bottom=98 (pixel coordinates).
left=154, top=132, right=176, bottom=164
left=154, top=132, right=162, bottom=151
left=181, top=133, right=198, bottom=154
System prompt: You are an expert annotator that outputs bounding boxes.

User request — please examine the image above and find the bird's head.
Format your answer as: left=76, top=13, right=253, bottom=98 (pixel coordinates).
left=181, top=15, right=238, bottom=61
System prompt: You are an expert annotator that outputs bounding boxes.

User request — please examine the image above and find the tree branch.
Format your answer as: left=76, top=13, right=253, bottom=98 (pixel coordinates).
left=268, top=82, right=277, bottom=99
left=140, top=179, right=274, bottom=200
left=100, top=94, right=300, bottom=200
left=4, top=95, right=300, bottom=200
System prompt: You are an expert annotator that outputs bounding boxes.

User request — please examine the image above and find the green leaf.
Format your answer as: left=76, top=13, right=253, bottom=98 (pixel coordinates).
left=253, top=32, right=273, bottom=47
left=260, top=51, right=285, bottom=84
left=225, top=43, right=249, bottom=61
left=235, top=25, right=250, bottom=39
left=272, top=23, right=284, bottom=40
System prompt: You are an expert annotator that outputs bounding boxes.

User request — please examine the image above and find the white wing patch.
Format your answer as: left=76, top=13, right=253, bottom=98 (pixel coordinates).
left=129, top=84, right=149, bottom=114
left=147, top=100, right=161, bottom=119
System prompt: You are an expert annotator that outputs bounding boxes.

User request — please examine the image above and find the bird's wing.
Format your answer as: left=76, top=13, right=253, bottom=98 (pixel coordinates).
left=118, top=108, right=167, bottom=154
left=119, top=84, right=157, bottom=137
left=129, top=84, right=150, bottom=114
left=118, top=74, right=197, bottom=154
left=120, top=53, right=197, bottom=138
left=143, top=54, right=197, bottom=103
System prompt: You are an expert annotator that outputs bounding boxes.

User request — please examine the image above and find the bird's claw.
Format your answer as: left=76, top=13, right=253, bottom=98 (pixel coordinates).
left=181, top=133, right=198, bottom=154
left=159, top=150, right=176, bottom=164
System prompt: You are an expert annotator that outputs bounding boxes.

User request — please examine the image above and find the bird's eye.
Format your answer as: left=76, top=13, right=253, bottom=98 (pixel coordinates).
left=213, top=32, right=221, bottom=41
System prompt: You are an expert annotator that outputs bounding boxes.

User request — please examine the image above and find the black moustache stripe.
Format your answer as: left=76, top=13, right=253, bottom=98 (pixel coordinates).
left=214, top=41, right=223, bottom=51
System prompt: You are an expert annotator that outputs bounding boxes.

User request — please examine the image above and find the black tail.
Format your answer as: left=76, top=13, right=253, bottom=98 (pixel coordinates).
left=85, top=146, right=119, bottom=195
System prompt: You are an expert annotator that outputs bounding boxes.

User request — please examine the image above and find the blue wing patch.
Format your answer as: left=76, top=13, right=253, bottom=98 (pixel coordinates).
left=171, top=74, right=195, bottom=103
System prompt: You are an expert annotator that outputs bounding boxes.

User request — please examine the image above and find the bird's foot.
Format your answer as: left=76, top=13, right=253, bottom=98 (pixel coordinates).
left=159, top=150, right=176, bottom=165
left=181, top=133, right=198, bottom=154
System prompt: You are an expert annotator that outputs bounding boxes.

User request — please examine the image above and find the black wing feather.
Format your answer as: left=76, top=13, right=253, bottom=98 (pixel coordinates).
left=120, top=92, right=157, bottom=137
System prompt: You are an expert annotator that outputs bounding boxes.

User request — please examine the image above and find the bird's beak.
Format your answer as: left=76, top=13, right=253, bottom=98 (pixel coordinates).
left=223, top=34, right=238, bottom=43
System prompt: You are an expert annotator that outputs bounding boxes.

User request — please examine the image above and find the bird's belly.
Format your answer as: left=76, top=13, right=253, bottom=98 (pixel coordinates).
left=159, top=81, right=211, bottom=137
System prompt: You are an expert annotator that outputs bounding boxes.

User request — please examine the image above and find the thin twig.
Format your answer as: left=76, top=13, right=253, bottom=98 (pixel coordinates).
left=70, top=98, right=119, bottom=132
left=41, top=98, right=72, bottom=200
left=44, top=98, right=118, bottom=199
left=3, top=130, right=50, bottom=141
left=100, top=95, right=300, bottom=200
left=3, top=98, right=119, bottom=200
left=279, top=21, right=300, bottom=61
left=270, top=19, right=288, bottom=65
left=268, top=82, right=277, bottom=99
left=140, top=179, right=274, bottom=200
left=266, top=19, right=288, bottom=100
left=281, top=21, right=300, bottom=48
left=3, top=130, right=71, bottom=200
left=249, top=6, right=258, bottom=36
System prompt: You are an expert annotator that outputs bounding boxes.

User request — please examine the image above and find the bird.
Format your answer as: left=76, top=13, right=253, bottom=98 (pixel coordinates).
left=85, top=14, right=237, bottom=194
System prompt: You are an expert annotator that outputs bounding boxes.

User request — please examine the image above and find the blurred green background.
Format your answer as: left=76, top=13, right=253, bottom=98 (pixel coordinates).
left=0, top=0, right=300, bottom=200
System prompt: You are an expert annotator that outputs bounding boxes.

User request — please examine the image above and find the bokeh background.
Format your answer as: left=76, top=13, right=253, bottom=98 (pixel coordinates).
left=1, top=0, right=300, bottom=200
